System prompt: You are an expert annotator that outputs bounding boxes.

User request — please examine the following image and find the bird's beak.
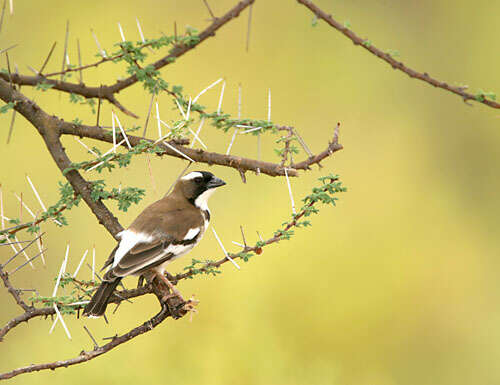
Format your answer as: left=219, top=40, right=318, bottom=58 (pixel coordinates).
left=207, top=176, right=226, bottom=189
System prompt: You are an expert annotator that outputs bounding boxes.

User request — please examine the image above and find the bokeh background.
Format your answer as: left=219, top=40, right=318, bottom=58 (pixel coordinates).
left=1, top=0, right=499, bottom=384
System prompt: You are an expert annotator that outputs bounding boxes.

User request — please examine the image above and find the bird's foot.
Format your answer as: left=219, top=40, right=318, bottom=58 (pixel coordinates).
left=183, top=296, right=199, bottom=322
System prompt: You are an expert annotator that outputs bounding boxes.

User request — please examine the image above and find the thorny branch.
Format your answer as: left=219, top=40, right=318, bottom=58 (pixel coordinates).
left=0, top=176, right=344, bottom=380
left=296, top=0, right=500, bottom=109
left=2, top=0, right=495, bottom=380
left=0, top=0, right=256, bottom=117
left=0, top=0, right=344, bottom=379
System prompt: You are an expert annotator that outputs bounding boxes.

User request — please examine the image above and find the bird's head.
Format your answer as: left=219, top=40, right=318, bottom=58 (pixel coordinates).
left=177, top=171, right=226, bottom=209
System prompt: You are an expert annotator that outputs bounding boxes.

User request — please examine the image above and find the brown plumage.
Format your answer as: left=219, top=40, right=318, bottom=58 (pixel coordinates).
left=83, top=171, right=225, bottom=317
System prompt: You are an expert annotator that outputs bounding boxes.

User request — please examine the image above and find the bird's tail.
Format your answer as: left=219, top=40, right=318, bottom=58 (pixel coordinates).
left=83, top=278, right=121, bottom=317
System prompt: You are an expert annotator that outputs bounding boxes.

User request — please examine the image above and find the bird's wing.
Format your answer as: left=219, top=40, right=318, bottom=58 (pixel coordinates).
left=103, top=208, right=204, bottom=279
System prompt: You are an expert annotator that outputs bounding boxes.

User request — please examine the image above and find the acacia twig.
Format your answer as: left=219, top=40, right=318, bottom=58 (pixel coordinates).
left=296, top=0, right=500, bottom=109
left=0, top=0, right=255, bottom=117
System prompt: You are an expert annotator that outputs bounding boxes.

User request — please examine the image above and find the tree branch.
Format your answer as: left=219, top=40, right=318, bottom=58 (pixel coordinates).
left=296, top=0, right=500, bottom=109
left=60, top=123, right=313, bottom=177
left=0, top=176, right=344, bottom=381
left=0, top=78, right=124, bottom=238
left=0, top=301, right=174, bottom=380
left=0, top=0, right=255, bottom=116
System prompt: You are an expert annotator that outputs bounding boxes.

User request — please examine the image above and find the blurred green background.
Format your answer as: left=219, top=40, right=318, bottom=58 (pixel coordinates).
left=1, top=0, right=499, bottom=384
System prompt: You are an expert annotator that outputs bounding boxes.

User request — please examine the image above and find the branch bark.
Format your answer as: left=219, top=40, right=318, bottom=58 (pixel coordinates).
left=0, top=0, right=255, bottom=116
left=0, top=301, right=174, bottom=380
left=296, top=0, right=500, bottom=109
left=0, top=78, right=124, bottom=238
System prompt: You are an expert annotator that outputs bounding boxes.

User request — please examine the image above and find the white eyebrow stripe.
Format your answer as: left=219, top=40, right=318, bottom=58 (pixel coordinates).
left=181, top=171, right=203, bottom=181
left=184, top=228, right=201, bottom=240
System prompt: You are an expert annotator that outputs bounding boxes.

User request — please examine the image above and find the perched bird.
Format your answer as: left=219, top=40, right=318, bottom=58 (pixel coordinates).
left=83, top=171, right=226, bottom=317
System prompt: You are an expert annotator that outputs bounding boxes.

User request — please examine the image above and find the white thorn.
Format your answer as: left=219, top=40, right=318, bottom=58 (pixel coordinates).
left=52, top=244, right=69, bottom=297
left=105, top=138, right=126, bottom=156
left=212, top=227, right=240, bottom=270
left=284, top=168, right=296, bottom=214
left=175, top=98, right=187, bottom=120
left=226, top=129, right=239, bottom=155
left=92, top=245, right=96, bottom=282
left=159, top=119, right=171, bottom=130
left=112, top=112, right=117, bottom=153
left=193, top=78, right=223, bottom=104
left=15, top=193, right=40, bottom=269
left=91, top=29, right=106, bottom=58
left=155, top=101, right=162, bottom=138
left=85, top=139, right=126, bottom=172
left=51, top=304, right=72, bottom=340
left=217, top=81, right=225, bottom=115
left=240, top=126, right=261, bottom=134
left=67, top=300, right=90, bottom=306
left=26, top=175, right=46, bottom=211
left=153, top=132, right=171, bottom=144
left=162, top=141, right=195, bottom=163
left=113, top=112, right=132, bottom=149
left=188, top=128, right=207, bottom=149
left=136, top=17, right=146, bottom=42
left=118, top=22, right=126, bottom=42
left=190, top=118, right=205, bottom=149
left=231, top=241, right=245, bottom=248
left=73, top=249, right=88, bottom=278
left=86, top=140, right=122, bottom=172
left=173, top=120, right=186, bottom=130
left=9, top=0, right=13, bottom=15
left=26, top=175, right=62, bottom=226
left=186, top=96, right=192, bottom=121
left=74, top=137, right=99, bottom=157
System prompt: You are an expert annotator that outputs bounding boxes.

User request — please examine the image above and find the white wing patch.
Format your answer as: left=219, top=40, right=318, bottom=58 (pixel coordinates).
left=150, top=243, right=196, bottom=274
left=184, top=227, right=201, bottom=240
left=112, top=230, right=154, bottom=267
left=181, top=171, right=203, bottom=181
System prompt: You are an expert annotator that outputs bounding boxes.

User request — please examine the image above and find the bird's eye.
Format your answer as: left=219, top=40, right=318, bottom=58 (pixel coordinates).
left=194, top=177, right=203, bottom=184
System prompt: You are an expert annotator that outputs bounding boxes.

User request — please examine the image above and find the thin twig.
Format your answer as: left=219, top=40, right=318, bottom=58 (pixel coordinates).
left=1, top=233, right=44, bottom=268
left=246, top=3, right=253, bottom=52
left=202, top=0, right=216, bottom=19
left=39, top=41, right=57, bottom=75
left=142, top=93, right=155, bottom=137
left=8, top=248, right=46, bottom=275
left=77, top=39, right=82, bottom=83
left=83, top=325, right=99, bottom=349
